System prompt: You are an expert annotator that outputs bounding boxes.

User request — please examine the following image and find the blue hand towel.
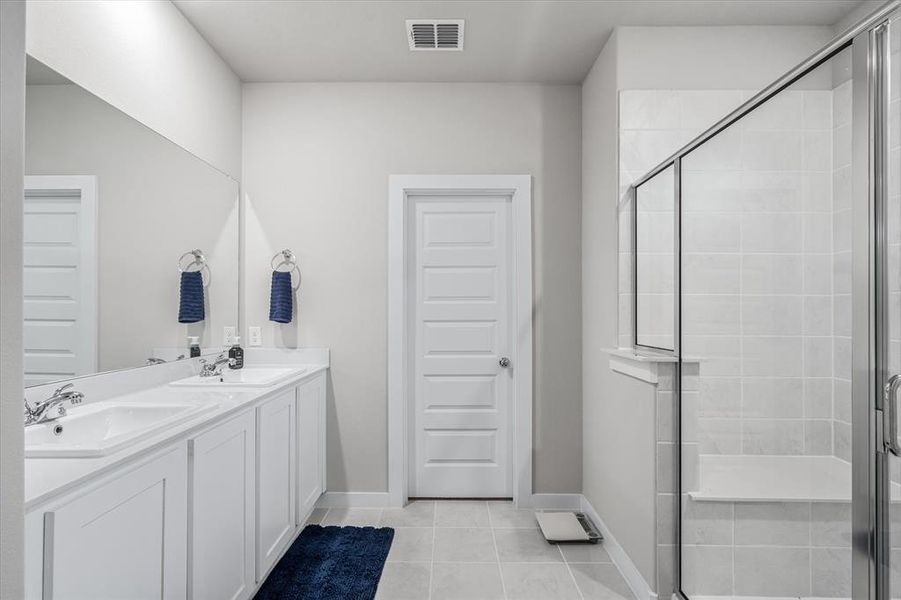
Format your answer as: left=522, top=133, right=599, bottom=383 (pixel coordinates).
left=269, top=271, right=294, bottom=324
left=178, top=270, right=205, bottom=323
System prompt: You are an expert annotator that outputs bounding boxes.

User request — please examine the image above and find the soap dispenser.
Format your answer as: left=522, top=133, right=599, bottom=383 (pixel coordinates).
left=228, top=336, right=244, bottom=369
left=188, top=336, right=201, bottom=358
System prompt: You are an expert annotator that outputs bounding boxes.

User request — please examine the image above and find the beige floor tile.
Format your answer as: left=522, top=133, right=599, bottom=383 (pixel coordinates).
left=435, top=500, right=491, bottom=527
left=488, top=501, right=538, bottom=528
left=431, top=563, right=505, bottom=600
left=381, top=501, right=436, bottom=527
left=375, top=562, right=432, bottom=600
left=501, top=563, right=582, bottom=600
left=434, top=527, right=497, bottom=562
left=570, top=563, right=635, bottom=600
left=386, top=527, right=434, bottom=562
left=560, top=541, right=613, bottom=563
left=494, top=528, right=564, bottom=563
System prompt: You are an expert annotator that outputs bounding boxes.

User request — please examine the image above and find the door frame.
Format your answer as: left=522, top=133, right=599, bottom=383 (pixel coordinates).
left=23, top=175, right=99, bottom=377
left=387, top=174, right=533, bottom=507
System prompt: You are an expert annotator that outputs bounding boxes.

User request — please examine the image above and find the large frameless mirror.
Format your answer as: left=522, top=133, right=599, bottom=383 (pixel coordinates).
left=23, top=57, right=240, bottom=387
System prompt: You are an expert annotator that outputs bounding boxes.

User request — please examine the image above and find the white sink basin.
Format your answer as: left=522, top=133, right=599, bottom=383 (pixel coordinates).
left=169, top=366, right=307, bottom=388
left=25, top=401, right=217, bottom=458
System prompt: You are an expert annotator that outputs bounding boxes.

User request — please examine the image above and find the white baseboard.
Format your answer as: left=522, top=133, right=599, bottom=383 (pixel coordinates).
left=316, top=492, right=392, bottom=508
left=530, top=493, right=583, bottom=510
left=579, top=494, right=657, bottom=600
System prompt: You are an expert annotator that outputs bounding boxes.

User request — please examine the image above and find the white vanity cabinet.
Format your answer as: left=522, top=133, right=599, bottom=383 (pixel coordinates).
left=297, top=372, right=326, bottom=525
left=38, top=445, right=188, bottom=600
left=255, top=388, right=297, bottom=581
left=25, top=367, right=329, bottom=600
left=189, top=411, right=255, bottom=600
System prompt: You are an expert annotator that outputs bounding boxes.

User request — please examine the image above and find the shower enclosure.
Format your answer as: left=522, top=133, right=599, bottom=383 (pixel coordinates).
left=630, top=2, right=901, bottom=598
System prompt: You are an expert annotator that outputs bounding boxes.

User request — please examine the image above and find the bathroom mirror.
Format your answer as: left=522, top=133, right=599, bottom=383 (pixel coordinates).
left=23, top=57, right=240, bottom=387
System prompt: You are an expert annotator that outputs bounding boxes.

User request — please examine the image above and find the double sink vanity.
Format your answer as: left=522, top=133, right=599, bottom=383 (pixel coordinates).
left=23, top=349, right=329, bottom=600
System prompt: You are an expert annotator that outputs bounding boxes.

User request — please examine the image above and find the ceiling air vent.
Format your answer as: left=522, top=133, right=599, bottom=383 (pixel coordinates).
left=406, top=19, right=464, bottom=51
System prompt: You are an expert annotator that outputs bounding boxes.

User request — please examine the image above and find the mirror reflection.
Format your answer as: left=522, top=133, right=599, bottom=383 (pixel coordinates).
left=23, top=57, right=239, bottom=386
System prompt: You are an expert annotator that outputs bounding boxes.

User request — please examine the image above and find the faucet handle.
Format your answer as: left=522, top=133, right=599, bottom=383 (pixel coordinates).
left=52, top=383, right=74, bottom=396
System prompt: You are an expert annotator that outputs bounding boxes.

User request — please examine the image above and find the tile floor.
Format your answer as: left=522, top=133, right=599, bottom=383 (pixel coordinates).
left=305, top=500, right=636, bottom=600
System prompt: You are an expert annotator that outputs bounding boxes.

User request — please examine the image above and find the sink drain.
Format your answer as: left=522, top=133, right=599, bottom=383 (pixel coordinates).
left=53, top=424, right=64, bottom=436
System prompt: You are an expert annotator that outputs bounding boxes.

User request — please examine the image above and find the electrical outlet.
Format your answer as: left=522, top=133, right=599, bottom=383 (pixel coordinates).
left=223, top=326, right=236, bottom=346
left=248, top=326, right=262, bottom=347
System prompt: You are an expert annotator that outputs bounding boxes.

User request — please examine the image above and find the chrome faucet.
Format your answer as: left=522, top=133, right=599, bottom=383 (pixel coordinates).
left=146, top=357, right=167, bottom=365
left=199, top=354, right=235, bottom=377
left=24, top=384, right=84, bottom=426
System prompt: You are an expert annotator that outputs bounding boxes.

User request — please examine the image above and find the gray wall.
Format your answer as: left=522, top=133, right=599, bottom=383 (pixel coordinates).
left=242, top=82, right=583, bottom=494
left=0, top=1, right=25, bottom=596
left=581, top=30, right=661, bottom=587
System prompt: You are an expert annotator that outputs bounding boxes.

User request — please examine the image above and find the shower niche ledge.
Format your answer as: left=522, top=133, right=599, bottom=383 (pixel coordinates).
left=606, top=348, right=698, bottom=384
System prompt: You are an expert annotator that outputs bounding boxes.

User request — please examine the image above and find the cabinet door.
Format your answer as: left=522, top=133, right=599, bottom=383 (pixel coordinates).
left=256, top=389, right=296, bottom=581
left=190, top=411, right=255, bottom=600
left=297, top=373, right=326, bottom=524
left=43, top=445, right=187, bottom=600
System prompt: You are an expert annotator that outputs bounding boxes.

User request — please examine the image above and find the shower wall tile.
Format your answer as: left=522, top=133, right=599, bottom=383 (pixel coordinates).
left=681, top=500, right=733, bottom=545
left=804, top=337, right=834, bottom=378
left=743, top=337, right=803, bottom=377
left=805, top=419, right=834, bottom=455
left=803, top=295, right=833, bottom=336
left=803, top=90, right=833, bottom=130
left=681, top=295, right=740, bottom=335
left=804, top=253, right=834, bottom=294
left=803, top=213, right=833, bottom=253
left=733, top=547, right=811, bottom=597
left=619, top=90, right=680, bottom=129
left=834, top=420, right=852, bottom=462
left=740, top=213, right=803, bottom=253
left=811, top=502, right=852, bottom=547
left=682, top=213, right=741, bottom=252
left=741, top=378, right=803, bottom=418
left=697, top=418, right=741, bottom=454
left=804, top=378, right=834, bottom=419
left=812, top=547, right=853, bottom=598
left=742, top=130, right=803, bottom=171
left=741, top=296, right=803, bottom=335
left=681, top=254, right=741, bottom=294
left=733, top=502, right=811, bottom=546
left=742, top=419, right=805, bottom=455
left=741, top=254, right=803, bottom=294
left=681, top=545, right=733, bottom=596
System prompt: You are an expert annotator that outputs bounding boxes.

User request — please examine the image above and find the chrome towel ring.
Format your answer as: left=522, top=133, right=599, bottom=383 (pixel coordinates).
left=177, top=249, right=211, bottom=287
left=271, top=249, right=301, bottom=291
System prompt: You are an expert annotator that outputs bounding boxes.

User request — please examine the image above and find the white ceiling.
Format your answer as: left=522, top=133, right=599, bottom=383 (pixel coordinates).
left=173, top=0, right=865, bottom=84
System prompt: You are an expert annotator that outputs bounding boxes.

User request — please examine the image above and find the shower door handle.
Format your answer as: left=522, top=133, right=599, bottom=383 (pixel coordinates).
left=885, top=374, right=901, bottom=456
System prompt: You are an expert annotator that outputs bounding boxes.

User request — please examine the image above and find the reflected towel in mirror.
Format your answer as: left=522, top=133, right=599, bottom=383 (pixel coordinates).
left=269, top=271, right=293, bottom=324
left=178, top=270, right=205, bottom=323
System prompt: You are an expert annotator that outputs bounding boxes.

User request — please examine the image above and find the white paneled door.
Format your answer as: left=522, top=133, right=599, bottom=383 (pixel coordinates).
left=23, top=176, right=97, bottom=386
left=412, top=196, right=513, bottom=497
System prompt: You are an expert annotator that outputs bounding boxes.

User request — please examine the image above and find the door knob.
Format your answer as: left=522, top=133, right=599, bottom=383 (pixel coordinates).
left=499, top=357, right=511, bottom=368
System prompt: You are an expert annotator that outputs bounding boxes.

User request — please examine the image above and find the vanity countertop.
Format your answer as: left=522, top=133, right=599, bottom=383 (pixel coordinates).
left=24, top=362, right=327, bottom=511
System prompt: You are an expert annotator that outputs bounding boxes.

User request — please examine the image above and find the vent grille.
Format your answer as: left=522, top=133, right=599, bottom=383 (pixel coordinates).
left=407, top=20, right=464, bottom=51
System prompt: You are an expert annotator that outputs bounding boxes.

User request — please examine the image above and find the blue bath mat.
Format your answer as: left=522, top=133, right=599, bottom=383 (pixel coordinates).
left=254, top=525, right=394, bottom=600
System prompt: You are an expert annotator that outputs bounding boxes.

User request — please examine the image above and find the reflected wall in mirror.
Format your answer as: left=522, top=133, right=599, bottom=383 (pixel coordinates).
left=635, top=164, right=675, bottom=351
left=23, top=57, right=239, bottom=387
